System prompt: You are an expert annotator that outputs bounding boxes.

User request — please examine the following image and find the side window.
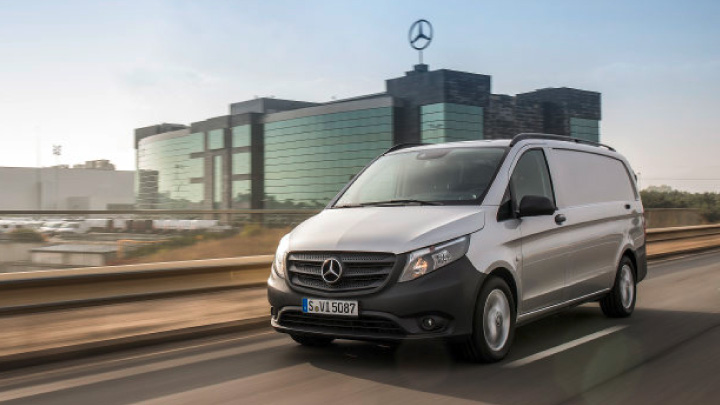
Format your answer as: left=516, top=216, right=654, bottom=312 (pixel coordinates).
left=510, top=149, right=555, bottom=209
left=550, top=149, right=637, bottom=207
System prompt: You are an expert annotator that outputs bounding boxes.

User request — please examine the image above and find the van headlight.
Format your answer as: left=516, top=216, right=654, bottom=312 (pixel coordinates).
left=273, top=234, right=290, bottom=278
left=399, top=236, right=470, bottom=282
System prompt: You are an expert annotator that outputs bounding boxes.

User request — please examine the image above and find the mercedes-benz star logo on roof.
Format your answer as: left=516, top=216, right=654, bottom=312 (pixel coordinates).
left=409, top=19, right=433, bottom=50
left=321, top=258, right=343, bottom=285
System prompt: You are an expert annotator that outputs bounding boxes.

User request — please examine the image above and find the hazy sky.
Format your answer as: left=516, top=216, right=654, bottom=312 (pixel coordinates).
left=1, top=0, right=718, bottom=192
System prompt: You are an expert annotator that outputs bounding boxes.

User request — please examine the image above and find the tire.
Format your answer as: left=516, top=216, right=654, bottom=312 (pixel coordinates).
left=600, top=256, right=636, bottom=318
left=452, top=276, right=516, bottom=363
left=290, top=333, right=334, bottom=347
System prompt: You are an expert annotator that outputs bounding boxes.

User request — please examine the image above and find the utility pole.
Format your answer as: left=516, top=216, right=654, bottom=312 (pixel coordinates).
left=53, top=145, right=62, bottom=209
left=36, top=126, right=42, bottom=210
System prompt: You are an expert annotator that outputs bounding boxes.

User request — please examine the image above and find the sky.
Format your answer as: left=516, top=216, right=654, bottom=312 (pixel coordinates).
left=0, top=0, right=718, bottom=192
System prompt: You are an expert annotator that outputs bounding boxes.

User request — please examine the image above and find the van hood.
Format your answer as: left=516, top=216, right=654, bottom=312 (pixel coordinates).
left=288, top=206, right=485, bottom=254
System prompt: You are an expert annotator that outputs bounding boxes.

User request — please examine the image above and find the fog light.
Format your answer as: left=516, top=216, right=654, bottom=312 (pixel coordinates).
left=421, top=316, right=437, bottom=331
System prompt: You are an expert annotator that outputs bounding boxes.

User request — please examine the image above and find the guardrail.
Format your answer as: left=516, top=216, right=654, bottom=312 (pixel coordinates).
left=0, top=256, right=272, bottom=314
left=645, top=223, right=720, bottom=242
left=1, top=223, right=719, bottom=314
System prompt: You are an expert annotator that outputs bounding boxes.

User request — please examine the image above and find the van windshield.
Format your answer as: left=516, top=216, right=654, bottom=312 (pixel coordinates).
left=334, top=147, right=507, bottom=207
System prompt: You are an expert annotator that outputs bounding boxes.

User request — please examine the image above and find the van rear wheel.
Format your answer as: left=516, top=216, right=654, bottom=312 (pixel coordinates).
left=600, top=256, right=636, bottom=318
left=452, top=276, right=516, bottom=363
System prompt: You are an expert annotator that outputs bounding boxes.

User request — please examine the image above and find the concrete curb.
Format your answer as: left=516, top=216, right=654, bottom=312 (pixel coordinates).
left=0, top=316, right=270, bottom=372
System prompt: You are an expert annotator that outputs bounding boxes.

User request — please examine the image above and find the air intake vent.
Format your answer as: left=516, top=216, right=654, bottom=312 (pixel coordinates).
left=279, top=311, right=405, bottom=336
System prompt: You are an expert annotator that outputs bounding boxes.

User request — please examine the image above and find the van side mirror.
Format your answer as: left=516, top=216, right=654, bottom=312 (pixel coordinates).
left=518, top=195, right=556, bottom=218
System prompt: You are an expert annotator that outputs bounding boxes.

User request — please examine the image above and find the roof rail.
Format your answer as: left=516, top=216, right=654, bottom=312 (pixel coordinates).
left=510, top=133, right=615, bottom=152
left=384, top=143, right=426, bottom=154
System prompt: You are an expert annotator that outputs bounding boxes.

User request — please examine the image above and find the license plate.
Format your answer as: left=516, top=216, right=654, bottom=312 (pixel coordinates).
left=302, top=298, right=358, bottom=317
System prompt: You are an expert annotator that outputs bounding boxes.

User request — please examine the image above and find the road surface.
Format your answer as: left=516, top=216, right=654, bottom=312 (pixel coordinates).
left=0, top=250, right=718, bottom=404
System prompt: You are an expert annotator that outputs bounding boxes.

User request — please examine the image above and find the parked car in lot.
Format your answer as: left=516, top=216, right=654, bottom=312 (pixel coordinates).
left=0, top=220, right=23, bottom=233
left=55, top=222, right=88, bottom=235
left=268, top=134, right=647, bottom=362
left=39, top=221, right=66, bottom=235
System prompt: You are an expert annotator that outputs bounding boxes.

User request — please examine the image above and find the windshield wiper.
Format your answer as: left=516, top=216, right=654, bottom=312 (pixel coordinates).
left=333, top=204, right=362, bottom=208
left=359, top=199, right=444, bottom=206
left=333, top=199, right=444, bottom=208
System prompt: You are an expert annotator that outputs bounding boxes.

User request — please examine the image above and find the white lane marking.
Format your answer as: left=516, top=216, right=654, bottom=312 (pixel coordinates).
left=0, top=337, right=289, bottom=402
left=0, top=331, right=275, bottom=389
left=505, top=325, right=627, bottom=368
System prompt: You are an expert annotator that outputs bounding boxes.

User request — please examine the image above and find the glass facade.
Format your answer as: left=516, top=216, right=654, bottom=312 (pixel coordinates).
left=232, top=153, right=251, bottom=175
left=421, top=103, right=484, bottom=144
left=264, top=107, right=393, bottom=208
left=136, top=132, right=204, bottom=208
left=136, top=83, right=599, bottom=211
left=213, top=155, right=223, bottom=207
left=232, top=125, right=251, bottom=148
left=232, top=180, right=251, bottom=208
left=208, top=129, right=224, bottom=150
left=570, top=117, right=600, bottom=142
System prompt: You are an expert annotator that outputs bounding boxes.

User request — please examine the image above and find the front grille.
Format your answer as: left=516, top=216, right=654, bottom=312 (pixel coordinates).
left=286, top=252, right=396, bottom=293
left=278, top=311, right=405, bottom=336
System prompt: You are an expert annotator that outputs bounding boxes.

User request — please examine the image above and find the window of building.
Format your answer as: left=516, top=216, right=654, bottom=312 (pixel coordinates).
left=208, top=129, right=225, bottom=150
left=213, top=155, right=223, bottom=207
left=232, top=153, right=251, bottom=175
left=136, top=134, right=205, bottom=209
left=232, top=125, right=251, bottom=148
left=263, top=107, right=393, bottom=208
left=421, top=103, right=484, bottom=144
left=232, top=180, right=251, bottom=208
left=570, top=118, right=600, bottom=142
left=188, top=132, right=204, bottom=153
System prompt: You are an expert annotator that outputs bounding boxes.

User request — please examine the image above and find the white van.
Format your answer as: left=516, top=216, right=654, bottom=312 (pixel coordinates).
left=268, top=134, right=647, bottom=362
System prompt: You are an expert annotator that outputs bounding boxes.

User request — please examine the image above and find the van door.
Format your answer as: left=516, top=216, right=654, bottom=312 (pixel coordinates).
left=546, top=149, right=638, bottom=300
left=510, top=148, right=568, bottom=314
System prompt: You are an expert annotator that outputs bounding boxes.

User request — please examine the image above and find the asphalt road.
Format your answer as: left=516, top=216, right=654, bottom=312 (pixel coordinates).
left=1, top=251, right=718, bottom=405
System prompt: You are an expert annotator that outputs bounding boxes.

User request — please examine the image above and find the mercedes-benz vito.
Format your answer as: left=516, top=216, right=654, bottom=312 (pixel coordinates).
left=267, top=133, right=647, bottom=362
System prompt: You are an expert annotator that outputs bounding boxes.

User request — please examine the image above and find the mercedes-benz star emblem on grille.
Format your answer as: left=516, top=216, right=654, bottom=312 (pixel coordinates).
left=320, top=258, right=343, bottom=285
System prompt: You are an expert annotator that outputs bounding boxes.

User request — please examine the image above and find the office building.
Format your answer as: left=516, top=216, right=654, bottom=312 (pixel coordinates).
left=0, top=164, right=134, bottom=210
left=135, top=65, right=601, bottom=209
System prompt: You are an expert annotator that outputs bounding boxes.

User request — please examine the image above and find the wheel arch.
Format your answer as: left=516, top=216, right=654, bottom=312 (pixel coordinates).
left=486, top=266, right=519, bottom=311
left=620, top=247, right=638, bottom=280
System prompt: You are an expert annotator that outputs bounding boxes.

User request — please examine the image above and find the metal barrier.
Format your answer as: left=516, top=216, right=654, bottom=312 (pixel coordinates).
left=646, top=223, right=720, bottom=243
left=0, top=256, right=272, bottom=314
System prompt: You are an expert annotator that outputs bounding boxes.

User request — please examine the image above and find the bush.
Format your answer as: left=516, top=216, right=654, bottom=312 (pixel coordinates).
left=121, top=230, right=238, bottom=259
left=641, top=186, right=720, bottom=223
left=240, top=223, right=263, bottom=237
left=8, top=228, right=45, bottom=242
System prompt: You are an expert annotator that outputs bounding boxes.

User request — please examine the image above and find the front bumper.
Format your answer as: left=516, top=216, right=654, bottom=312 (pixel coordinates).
left=267, top=256, right=485, bottom=341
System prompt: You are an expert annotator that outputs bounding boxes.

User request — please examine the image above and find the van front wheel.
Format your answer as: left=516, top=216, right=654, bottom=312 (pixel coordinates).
left=452, top=276, right=516, bottom=363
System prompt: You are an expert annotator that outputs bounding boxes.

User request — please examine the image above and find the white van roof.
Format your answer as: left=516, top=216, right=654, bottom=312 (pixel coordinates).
left=385, top=134, right=621, bottom=159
